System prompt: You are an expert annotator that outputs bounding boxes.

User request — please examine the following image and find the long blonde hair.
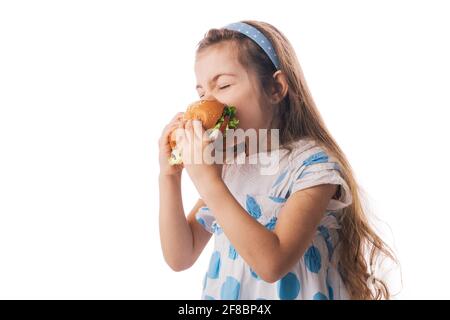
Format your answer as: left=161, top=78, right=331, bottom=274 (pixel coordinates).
left=196, top=20, right=397, bottom=299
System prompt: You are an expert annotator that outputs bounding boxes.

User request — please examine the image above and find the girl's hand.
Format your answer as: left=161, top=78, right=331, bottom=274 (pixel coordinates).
left=158, top=112, right=186, bottom=177
left=178, top=119, right=223, bottom=191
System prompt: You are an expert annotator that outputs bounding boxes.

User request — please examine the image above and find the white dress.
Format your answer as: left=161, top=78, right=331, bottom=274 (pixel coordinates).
left=195, top=138, right=353, bottom=300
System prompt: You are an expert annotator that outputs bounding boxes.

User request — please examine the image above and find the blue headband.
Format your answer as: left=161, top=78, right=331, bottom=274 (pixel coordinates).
left=223, top=22, right=281, bottom=70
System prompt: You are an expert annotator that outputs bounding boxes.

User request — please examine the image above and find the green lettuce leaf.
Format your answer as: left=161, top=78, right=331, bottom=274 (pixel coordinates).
left=213, top=105, right=238, bottom=131
left=223, top=106, right=236, bottom=117
left=227, top=117, right=239, bottom=129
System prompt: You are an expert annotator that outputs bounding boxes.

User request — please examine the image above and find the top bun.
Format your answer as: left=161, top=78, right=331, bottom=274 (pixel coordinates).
left=169, top=100, right=226, bottom=149
left=184, top=100, right=226, bottom=129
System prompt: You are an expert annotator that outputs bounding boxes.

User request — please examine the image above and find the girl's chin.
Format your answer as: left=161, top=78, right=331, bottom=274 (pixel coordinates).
left=234, top=125, right=261, bottom=132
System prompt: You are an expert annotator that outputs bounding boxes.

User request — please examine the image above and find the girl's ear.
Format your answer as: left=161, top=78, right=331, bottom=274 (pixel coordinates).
left=269, top=70, right=289, bottom=104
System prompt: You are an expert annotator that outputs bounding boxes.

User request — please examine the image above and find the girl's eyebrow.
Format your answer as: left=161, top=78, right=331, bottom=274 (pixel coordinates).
left=196, top=73, right=236, bottom=89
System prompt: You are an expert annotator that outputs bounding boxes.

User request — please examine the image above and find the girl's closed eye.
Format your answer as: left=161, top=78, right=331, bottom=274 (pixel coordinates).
left=199, top=85, right=231, bottom=98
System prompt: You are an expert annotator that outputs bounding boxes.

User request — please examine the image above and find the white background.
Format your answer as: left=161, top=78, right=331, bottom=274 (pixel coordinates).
left=0, top=0, right=449, bottom=299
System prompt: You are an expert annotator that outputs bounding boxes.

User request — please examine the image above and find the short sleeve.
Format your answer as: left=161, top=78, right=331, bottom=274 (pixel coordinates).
left=290, top=145, right=352, bottom=211
left=195, top=206, right=215, bottom=234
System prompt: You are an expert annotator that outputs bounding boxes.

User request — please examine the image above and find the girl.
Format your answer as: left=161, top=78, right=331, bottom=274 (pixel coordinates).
left=158, top=20, right=395, bottom=300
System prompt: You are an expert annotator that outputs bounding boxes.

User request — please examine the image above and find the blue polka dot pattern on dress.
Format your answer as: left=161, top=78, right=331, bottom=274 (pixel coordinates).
left=196, top=217, right=206, bottom=228
left=268, top=196, right=287, bottom=203
left=272, top=169, right=288, bottom=188
left=318, top=225, right=334, bottom=260
left=220, top=276, right=241, bottom=300
left=328, top=284, right=334, bottom=300
left=302, top=151, right=329, bottom=167
left=326, top=269, right=334, bottom=300
left=304, top=245, right=322, bottom=273
left=264, top=217, right=277, bottom=231
left=207, top=251, right=221, bottom=279
left=313, top=292, right=328, bottom=300
left=277, top=272, right=301, bottom=300
left=228, top=244, right=238, bottom=260
left=198, top=139, right=353, bottom=300
left=246, top=195, right=262, bottom=219
left=250, top=267, right=260, bottom=280
left=284, top=187, right=291, bottom=199
left=212, top=222, right=223, bottom=235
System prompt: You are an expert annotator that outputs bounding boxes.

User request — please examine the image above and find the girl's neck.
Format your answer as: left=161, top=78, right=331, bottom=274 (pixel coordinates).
left=243, top=131, right=275, bottom=158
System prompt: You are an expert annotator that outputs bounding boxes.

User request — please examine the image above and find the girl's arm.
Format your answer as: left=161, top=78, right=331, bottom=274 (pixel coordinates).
left=159, top=174, right=212, bottom=271
left=197, top=178, right=336, bottom=283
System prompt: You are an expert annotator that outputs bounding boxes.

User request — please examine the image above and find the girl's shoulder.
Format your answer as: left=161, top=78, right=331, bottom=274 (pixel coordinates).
left=273, top=137, right=352, bottom=211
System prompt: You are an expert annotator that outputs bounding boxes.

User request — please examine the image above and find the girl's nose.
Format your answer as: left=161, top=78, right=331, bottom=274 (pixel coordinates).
left=201, top=93, right=217, bottom=102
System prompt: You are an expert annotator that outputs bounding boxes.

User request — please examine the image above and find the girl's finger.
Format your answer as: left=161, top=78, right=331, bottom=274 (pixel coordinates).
left=175, top=130, right=187, bottom=146
left=192, top=120, right=204, bottom=140
left=162, top=123, right=181, bottom=141
left=164, top=114, right=184, bottom=131
left=170, top=112, right=184, bottom=123
left=184, top=120, right=193, bottom=144
left=174, top=126, right=185, bottom=145
left=162, top=116, right=184, bottom=137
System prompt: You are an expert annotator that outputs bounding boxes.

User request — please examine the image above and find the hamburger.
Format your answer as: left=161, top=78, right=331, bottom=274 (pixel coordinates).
left=168, top=100, right=239, bottom=165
